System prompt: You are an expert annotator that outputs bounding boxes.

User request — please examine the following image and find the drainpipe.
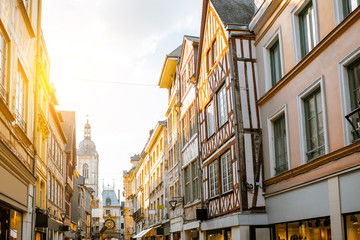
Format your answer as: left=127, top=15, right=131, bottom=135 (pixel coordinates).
left=32, top=1, right=44, bottom=239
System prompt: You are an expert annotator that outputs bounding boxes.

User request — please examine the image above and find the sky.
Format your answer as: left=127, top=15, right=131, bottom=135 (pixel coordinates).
left=41, top=0, right=203, bottom=199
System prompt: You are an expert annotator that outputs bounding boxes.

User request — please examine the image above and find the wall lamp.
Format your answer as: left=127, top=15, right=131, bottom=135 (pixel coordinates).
left=345, top=103, right=360, bottom=139
left=169, top=197, right=184, bottom=211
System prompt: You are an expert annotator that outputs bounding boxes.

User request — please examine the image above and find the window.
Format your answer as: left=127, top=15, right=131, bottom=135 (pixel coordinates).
left=343, top=0, right=360, bottom=17
left=182, top=113, right=189, bottom=147
left=189, top=105, right=196, bottom=137
left=192, top=161, right=199, bottom=200
left=275, top=217, right=331, bottom=240
left=15, top=70, right=27, bottom=129
left=292, top=0, right=319, bottom=62
left=304, top=89, right=325, bottom=161
left=206, top=101, right=215, bottom=137
left=263, top=29, right=284, bottom=90
left=217, top=85, right=228, bottom=127
left=298, top=78, right=328, bottom=163
left=299, top=2, right=315, bottom=58
left=220, top=151, right=232, bottom=193
left=184, top=166, right=191, bottom=204
left=206, top=39, right=217, bottom=72
left=106, top=198, right=111, bottom=206
left=345, top=212, right=360, bottom=239
left=348, top=58, right=360, bottom=141
left=0, top=31, right=7, bottom=101
left=212, top=41, right=217, bottom=65
left=209, top=160, right=219, bottom=197
left=273, top=114, right=289, bottom=175
left=106, top=210, right=110, bottom=215
left=83, top=164, right=89, bottom=179
left=270, top=40, right=282, bottom=86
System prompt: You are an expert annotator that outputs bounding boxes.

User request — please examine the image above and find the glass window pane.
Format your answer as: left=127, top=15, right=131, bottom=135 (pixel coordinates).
left=217, top=86, right=228, bottom=127
left=10, top=210, right=22, bottom=240
left=304, top=89, right=324, bottom=161
left=274, top=114, right=288, bottom=175
left=299, top=2, right=314, bottom=58
left=206, top=101, right=215, bottom=137
left=346, top=213, right=360, bottom=240
left=270, top=40, right=281, bottom=86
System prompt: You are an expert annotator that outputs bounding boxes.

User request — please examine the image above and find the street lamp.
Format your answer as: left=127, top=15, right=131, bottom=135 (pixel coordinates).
left=168, top=197, right=184, bottom=211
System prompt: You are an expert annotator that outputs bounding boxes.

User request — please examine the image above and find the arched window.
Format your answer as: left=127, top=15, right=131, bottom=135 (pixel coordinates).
left=83, top=164, right=89, bottom=179
left=106, top=197, right=111, bottom=206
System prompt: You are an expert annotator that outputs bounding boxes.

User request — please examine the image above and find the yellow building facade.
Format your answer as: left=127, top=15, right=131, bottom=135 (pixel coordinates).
left=0, top=0, right=42, bottom=239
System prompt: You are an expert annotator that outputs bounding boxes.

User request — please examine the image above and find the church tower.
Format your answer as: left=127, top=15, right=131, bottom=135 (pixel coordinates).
left=77, top=118, right=100, bottom=196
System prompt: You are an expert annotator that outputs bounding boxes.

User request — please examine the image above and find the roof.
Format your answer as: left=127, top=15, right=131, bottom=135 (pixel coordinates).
left=102, top=189, right=120, bottom=207
left=60, top=111, right=76, bottom=152
left=168, top=44, right=183, bottom=57
left=184, top=35, right=200, bottom=43
left=210, top=0, right=255, bottom=27
left=158, top=44, right=183, bottom=89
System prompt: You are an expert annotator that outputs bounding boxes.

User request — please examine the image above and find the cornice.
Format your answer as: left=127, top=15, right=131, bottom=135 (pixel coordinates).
left=264, top=141, right=360, bottom=187
left=258, top=6, right=360, bottom=107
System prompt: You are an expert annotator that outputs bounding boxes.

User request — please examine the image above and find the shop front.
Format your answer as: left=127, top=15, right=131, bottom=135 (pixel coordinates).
left=35, top=208, right=48, bottom=240
left=0, top=204, right=22, bottom=240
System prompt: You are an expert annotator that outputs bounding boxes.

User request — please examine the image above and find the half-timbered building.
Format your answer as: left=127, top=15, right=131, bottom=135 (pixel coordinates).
left=196, top=0, right=268, bottom=238
left=178, top=36, right=202, bottom=240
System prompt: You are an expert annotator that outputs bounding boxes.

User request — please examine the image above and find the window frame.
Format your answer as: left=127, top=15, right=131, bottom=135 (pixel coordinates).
left=0, top=28, right=9, bottom=103
left=333, top=0, right=360, bottom=25
left=217, top=84, right=228, bottom=127
left=15, top=67, right=28, bottom=130
left=297, top=76, right=329, bottom=164
left=291, top=0, right=320, bottom=64
left=263, top=28, right=284, bottom=91
left=206, top=39, right=217, bottom=73
left=206, top=100, right=216, bottom=138
left=220, top=151, right=232, bottom=193
left=208, top=160, right=219, bottom=198
left=267, top=105, right=291, bottom=177
left=338, top=47, right=360, bottom=145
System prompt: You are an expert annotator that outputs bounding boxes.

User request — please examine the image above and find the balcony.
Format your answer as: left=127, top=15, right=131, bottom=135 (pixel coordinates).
left=133, top=208, right=144, bottom=222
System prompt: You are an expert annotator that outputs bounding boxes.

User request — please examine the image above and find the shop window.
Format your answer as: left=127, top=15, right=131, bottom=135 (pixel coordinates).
left=345, top=212, right=360, bottom=240
left=275, top=217, right=331, bottom=240
left=10, top=210, right=22, bottom=240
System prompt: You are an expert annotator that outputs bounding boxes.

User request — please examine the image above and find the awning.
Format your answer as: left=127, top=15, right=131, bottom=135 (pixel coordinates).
left=133, top=228, right=153, bottom=239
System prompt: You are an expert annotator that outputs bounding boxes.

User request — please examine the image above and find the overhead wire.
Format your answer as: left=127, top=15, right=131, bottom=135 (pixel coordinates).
left=68, top=78, right=157, bottom=87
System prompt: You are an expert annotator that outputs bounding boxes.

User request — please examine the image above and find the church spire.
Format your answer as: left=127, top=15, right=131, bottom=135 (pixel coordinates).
left=84, top=115, right=91, bottom=140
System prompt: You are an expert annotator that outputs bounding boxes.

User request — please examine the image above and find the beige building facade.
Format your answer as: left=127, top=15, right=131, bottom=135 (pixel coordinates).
left=251, top=0, right=360, bottom=239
